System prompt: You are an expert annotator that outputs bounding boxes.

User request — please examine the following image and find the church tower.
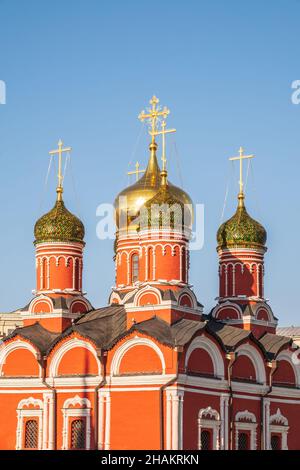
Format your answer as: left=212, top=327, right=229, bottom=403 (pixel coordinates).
left=22, top=140, right=92, bottom=332
left=211, top=147, right=277, bottom=336
left=111, top=96, right=202, bottom=325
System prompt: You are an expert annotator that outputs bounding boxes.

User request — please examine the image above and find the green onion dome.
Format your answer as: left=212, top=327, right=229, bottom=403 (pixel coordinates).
left=139, top=172, right=193, bottom=232
left=34, top=197, right=85, bottom=244
left=217, top=193, right=266, bottom=249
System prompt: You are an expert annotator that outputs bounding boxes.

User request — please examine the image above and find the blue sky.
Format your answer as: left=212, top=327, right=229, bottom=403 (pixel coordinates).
left=0, top=0, right=299, bottom=326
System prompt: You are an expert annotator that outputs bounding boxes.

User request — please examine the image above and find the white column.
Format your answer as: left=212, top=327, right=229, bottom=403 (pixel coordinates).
left=145, top=247, right=148, bottom=281
left=166, top=391, right=172, bottom=450
left=47, top=259, right=50, bottom=289
left=178, top=393, right=184, bottom=450
left=42, top=394, right=49, bottom=449
left=170, top=391, right=184, bottom=450
left=16, top=411, right=22, bottom=450
left=220, top=394, right=229, bottom=450
left=98, top=392, right=105, bottom=450
left=264, top=399, right=270, bottom=450
left=153, top=247, right=156, bottom=280
left=179, top=248, right=183, bottom=282
left=232, top=264, right=236, bottom=296
left=48, top=392, right=55, bottom=450
left=104, top=393, right=111, bottom=450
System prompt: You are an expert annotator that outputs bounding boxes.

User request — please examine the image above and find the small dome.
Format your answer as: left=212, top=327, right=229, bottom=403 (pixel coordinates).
left=34, top=198, right=85, bottom=244
left=140, top=178, right=192, bottom=232
left=217, top=194, right=266, bottom=249
left=114, top=142, right=192, bottom=233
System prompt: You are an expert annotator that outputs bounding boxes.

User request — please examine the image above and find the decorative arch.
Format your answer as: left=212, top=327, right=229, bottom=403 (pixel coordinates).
left=111, top=337, right=166, bottom=376
left=134, top=285, right=162, bottom=307
left=235, top=410, right=256, bottom=423
left=234, top=344, right=266, bottom=384
left=70, top=299, right=89, bottom=314
left=211, top=301, right=242, bottom=320
left=29, top=295, right=53, bottom=314
left=49, top=338, right=101, bottom=377
left=185, top=336, right=225, bottom=378
left=177, top=288, right=198, bottom=309
left=273, top=350, right=299, bottom=387
left=0, top=340, right=41, bottom=377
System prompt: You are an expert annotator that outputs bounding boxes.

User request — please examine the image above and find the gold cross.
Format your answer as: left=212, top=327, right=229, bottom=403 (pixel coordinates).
left=150, top=120, right=176, bottom=172
left=49, top=139, right=72, bottom=199
left=138, top=96, right=170, bottom=143
left=229, top=146, right=254, bottom=195
left=127, top=161, right=145, bottom=181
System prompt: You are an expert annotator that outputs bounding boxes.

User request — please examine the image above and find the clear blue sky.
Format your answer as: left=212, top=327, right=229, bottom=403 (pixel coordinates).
left=0, top=0, right=299, bottom=326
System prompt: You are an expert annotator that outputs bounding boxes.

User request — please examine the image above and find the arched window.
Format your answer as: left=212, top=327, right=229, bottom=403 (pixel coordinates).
left=24, top=419, right=38, bottom=449
left=71, top=419, right=86, bottom=449
left=131, top=254, right=139, bottom=283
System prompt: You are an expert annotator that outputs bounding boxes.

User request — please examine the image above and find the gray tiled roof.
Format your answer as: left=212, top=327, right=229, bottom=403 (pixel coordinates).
left=3, top=304, right=293, bottom=360
left=259, top=332, right=292, bottom=358
left=277, top=327, right=300, bottom=337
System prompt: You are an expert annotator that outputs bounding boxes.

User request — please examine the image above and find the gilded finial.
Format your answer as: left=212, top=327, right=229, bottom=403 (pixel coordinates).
left=127, top=161, right=145, bottom=182
left=49, top=139, right=72, bottom=201
left=229, top=146, right=254, bottom=202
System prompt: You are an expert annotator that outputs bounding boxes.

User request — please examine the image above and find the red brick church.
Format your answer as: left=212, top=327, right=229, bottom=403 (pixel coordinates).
left=0, top=97, right=299, bottom=450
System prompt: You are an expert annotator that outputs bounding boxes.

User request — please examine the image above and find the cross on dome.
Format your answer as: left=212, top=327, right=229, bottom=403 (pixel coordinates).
left=229, top=146, right=254, bottom=196
left=49, top=139, right=72, bottom=200
left=138, top=95, right=170, bottom=143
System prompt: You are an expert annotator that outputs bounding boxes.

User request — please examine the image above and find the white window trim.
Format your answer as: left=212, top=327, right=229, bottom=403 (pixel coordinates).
left=269, top=408, right=289, bottom=450
left=16, top=397, right=43, bottom=450
left=235, top=410, right=257, bottom=450
left=61, top=395, right=91, bottom=450
left=198, top=407, right=221, bottom=450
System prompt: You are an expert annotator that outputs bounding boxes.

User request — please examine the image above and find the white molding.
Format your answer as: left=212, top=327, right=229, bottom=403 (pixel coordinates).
left=235, top=343, right=266, bottom=384
left=275, top=350, right=300, bottom=387
left=185, top=336, right=225, bottom=379
left=269, top=408, right=289, bottom=450
left=110, top=337, right=166, bottom=376
left=235, top=410, right=257, bottom=450
left=0, top=340, right=41, bottom=377
left=16, top=397, right=43, bottom=450
left=198, top=406, right=221, bottom=450
left=49, top=338, right=100, bottom=377
left=61, top=395, right=91, bottom=450
left=108, top=373, right=176, bottom=386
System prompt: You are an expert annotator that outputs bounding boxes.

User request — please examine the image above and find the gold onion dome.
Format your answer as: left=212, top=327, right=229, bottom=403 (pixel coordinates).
left=34, top=195, right=85, bottom=244
left=114, top=141, right=192, bottom=232
left=217, top=193, right=267, bottom=249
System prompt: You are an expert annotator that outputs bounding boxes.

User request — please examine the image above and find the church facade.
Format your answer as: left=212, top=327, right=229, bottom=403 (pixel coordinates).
left=0, top=97, right=299, bottom=451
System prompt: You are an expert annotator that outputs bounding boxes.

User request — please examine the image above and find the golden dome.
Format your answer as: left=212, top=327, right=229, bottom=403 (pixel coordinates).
left=114, top=142, right=192, bottom=233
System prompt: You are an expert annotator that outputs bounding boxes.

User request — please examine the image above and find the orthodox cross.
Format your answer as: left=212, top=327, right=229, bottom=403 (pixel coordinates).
left=138, top=95, right=170, bottom=143
left=127, top=161, right=145, bottom=181
left=150, top=120, right=176, bottom=172
left=229, top=146, right=254, bottom=195
left=49, top=139, right=72, bottom=199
